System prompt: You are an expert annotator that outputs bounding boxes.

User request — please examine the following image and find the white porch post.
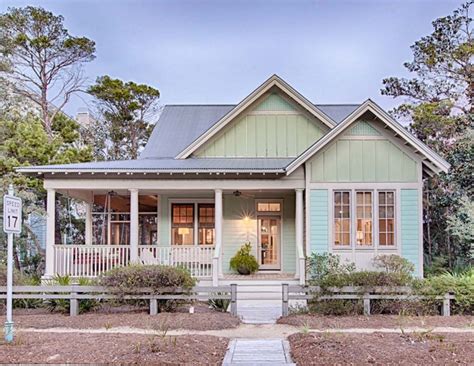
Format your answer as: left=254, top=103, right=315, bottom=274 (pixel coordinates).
left=129, top=189, right=139, bottom=263
left=85, top=202, right=93, bottom=245
left=213, top=189, right=223, bottom=286
left=295, top=188, right=305, bottom=285
left=45, top=188, right=56, bottom=278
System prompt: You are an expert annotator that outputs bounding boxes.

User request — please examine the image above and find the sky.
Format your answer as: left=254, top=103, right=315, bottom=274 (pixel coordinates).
left=0, top=0, right=464, bottom=117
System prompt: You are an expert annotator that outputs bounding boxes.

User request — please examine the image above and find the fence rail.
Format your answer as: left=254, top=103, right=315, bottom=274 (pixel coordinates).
left=0, top=284, right=237, bottom=317
left=282, top=284, right=455, bottom=317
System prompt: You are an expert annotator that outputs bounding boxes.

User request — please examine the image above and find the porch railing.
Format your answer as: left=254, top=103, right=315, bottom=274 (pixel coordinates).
left=53, top=245, right=214, bottom=278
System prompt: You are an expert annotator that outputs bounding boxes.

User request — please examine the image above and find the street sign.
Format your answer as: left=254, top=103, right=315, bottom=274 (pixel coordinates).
left=3, top=194, right=22, bottom=234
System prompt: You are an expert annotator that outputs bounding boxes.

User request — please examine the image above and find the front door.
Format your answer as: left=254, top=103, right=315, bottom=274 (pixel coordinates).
left=258, top=217, right=281, bottom=270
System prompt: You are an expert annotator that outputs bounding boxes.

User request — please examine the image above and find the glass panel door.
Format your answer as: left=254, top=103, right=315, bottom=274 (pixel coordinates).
left=258, top=217, right=281, bottom=270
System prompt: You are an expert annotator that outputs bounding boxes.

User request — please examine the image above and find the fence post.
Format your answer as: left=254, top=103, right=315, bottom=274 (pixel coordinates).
left=150, top=297, right=158, bottom=316
left=363, top=292, right=370, bottom=316
left=230, top=284, right=237, bottom=316
left=70, top=284, right=79, bottom=317
left=441, top=293, right=451, bottom=317
left=282, top=283, right=289, bottom=317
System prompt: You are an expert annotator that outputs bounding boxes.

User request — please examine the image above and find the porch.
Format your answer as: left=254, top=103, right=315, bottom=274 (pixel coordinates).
left=44, top=181, right=306, bottom=285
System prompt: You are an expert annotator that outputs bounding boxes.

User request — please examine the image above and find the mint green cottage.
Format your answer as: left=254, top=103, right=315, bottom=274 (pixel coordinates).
left=19, top=75, right=449, bottom=284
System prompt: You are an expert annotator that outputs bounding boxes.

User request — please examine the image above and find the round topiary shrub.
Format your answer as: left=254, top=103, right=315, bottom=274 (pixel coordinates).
left=229, top=243, right=259, bottom=275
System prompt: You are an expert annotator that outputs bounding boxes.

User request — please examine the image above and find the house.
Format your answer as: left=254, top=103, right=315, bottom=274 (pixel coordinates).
left=18, top=75, right=449, bottom=285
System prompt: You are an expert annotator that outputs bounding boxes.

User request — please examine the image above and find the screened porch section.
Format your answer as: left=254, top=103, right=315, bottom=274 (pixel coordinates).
left=52, top=192, right=215, bottom=278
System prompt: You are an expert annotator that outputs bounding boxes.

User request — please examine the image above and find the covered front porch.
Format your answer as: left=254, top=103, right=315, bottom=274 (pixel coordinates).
left=44, top=179, right=306, bottom=285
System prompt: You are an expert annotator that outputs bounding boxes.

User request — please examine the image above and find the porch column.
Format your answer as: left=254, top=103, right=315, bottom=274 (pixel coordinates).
left=85, top=202, right=93, bottom=245
left=129, top=189, right=139, bottom=263
left=295, top=188, right=305, bottom=285
left=45, top=188, right=56, bottom=278
left=213, top=189, right=223, bottom=286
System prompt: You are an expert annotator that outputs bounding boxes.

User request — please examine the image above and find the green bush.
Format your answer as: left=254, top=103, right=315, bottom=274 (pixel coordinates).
left=306, top=252, right=355, bottom=283
left=100, top=265, right=197, bottom=312
left=45, top=275, right=99, bottom=314
left=208, top=292, right=231, bottom=312
left=229, top=243, right=259, bottom=275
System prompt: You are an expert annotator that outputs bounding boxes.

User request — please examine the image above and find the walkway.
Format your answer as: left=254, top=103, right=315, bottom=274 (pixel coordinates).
left=222, top=339, right=294, bottom=365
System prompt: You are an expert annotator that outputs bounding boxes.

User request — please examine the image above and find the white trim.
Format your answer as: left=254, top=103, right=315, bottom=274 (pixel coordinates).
left=44, top=179, right=305, bottom=190
left=285, top=100, right=450, bottom=175
left=176, top=75, right=336, bottom=159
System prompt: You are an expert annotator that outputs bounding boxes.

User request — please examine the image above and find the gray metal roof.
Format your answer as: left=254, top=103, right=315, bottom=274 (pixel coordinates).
left=18, top=158, right=293, bottom=173
left=140, top=104, right=360, bottom=159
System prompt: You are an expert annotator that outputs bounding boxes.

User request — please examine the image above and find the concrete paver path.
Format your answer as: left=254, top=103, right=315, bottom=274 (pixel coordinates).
left=222, top=339, right=294, bottom=365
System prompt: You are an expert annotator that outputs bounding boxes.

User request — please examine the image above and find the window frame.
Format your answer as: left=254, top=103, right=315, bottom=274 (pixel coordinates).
left=333, top=190, right=352, bottom=248
left=169, top=199, right=215, bottom=247
left=330, top=189, right=397, bottom=250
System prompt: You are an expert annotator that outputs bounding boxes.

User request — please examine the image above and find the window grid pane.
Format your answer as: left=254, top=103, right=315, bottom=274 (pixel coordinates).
left=334, top=191, right=351, bottom=246
left=378, top=192, right=395, bottom=246
left=198, top=204, right=215, bottom=245
left=356, top=192, right=373, bottom=246
left=171, top=204, right=194, bottom=245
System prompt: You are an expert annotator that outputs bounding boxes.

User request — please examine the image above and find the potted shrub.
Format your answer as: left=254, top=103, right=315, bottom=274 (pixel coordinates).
left=230, top=242, right=259, bottom=275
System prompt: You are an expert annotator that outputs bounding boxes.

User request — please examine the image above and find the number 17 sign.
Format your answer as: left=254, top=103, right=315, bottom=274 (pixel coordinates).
left=3, top=194, right=22, bottom=234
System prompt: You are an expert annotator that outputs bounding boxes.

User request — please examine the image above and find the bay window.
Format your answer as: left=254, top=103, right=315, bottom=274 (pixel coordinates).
left=378, top=191, right=395, bottom=246
left=356, top=191, right=373, bottom=246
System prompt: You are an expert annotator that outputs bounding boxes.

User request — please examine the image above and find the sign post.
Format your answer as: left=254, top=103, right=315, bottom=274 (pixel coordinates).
left=3, top=184, right=22, bottom=343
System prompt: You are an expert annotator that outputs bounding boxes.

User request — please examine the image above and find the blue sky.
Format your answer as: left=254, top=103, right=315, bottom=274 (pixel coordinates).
left=1, top=0, right=463, bottom=117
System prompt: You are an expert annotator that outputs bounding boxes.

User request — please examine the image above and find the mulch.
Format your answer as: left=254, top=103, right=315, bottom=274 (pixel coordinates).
left=6, top=304, right=240, bottom=331
left=0, top=332, right=228, bottom=364
left=278, top=314, right=473, bottom=329
left=289, top=332, right=474, bottom=365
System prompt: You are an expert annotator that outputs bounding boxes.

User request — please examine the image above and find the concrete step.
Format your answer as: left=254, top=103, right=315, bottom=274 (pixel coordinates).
left=223, top=339, right=295, bottom=365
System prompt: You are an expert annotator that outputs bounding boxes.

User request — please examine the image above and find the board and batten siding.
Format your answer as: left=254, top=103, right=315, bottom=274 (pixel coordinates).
left=310, top=138, right=418, bottom=182
left=401, top=189, right=421, bottom=276
left=196, top=93, right=328, bottom=158
left=221, top=194, right=296, bottom=274
left=309, top=189, right=329, bottom=254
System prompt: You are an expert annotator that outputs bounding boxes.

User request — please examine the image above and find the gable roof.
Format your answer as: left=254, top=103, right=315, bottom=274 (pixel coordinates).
left=285, top=100, right=451, bottom=175
left=141, top=103, right=359, bottom=159
left=175, top=74, right=340, bottom=159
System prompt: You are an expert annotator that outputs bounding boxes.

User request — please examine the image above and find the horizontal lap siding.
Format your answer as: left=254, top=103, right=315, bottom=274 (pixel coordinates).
left=401, top=189, right=421, bottom=276
left=310, top=190, right=329, bottom=254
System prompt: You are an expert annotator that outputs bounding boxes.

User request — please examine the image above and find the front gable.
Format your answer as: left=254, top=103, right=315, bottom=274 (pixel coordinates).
left=195, top=92, right=329, bottom=158
left=309, top=119, right=419, bottom=182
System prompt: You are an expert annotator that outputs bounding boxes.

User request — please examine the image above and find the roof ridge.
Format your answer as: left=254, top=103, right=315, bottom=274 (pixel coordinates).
left=165, top=104, right=236, bottom=107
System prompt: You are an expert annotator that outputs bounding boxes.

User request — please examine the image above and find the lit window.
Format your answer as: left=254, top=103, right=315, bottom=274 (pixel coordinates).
left=378, top=192, right=395, bottom=246
left=198, top=204, right=215, bottom=245
left=257, top=202, right=281, bottom=212
left=356, top=192, right=373, bottom=246
left=334, top=191, right=350, bottom=246
left=171, top=204, right=194, bottom=245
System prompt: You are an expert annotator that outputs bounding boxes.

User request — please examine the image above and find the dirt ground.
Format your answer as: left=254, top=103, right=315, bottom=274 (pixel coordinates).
left=0, top=332, right=228, bottom=364
left=6, top=305, right=240, bottom=331
left=278, top=314, right=474, bottom=329
left=289, top=332, right=474, bottom=365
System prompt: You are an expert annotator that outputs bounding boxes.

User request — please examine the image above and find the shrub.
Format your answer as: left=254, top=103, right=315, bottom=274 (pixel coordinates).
left=45, top=275, right=99, bottom=314
left=208, top=293, right=231, bottom=312
left=373, top=254, right=414, bottom=276
left=306, top=252, right=355, bottom=284
left=100, top=265, right=197, bottom=312
left=229, top=243, right=259, bottom=275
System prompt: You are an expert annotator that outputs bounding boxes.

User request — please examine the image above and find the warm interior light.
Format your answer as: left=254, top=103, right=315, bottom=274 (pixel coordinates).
left=178, top=228, right=190, bottom=235
left=243, top=216, right=250, bottom=222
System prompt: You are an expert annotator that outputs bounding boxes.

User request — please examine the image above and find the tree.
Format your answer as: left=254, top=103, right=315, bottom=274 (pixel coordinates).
left=381, top=1, right=473, bottom=270
left=88, top=75, right=160, bottom=160
left=0, top=6, right=95, bottom=139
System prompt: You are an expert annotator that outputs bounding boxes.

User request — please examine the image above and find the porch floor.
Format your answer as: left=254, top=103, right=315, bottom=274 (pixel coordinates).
left=223, top=273, right=296, bottom=280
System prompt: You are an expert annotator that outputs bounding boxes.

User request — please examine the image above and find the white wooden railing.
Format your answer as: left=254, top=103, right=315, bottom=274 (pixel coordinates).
left=53, top=245, right=214, bottom=278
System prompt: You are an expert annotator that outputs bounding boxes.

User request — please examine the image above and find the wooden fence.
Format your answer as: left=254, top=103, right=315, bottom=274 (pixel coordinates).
left=0, top=284, right=237, bottom=317
left=282, top=284, right=455, bottom=317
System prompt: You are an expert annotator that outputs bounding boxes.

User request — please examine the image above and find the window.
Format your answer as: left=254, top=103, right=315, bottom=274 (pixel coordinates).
left=356, top=192, right=373, bottom=246
left=334, top=191, right=351, bottom=246
left=198, top=204, right=215, bottom=245
left=257, top=202, right=281, bottom=212
left=378, top=191, right=395, bottom=246
left=171, top=204, right=194, bottom=245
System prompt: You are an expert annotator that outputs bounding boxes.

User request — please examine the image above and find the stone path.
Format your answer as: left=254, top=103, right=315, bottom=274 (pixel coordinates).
left=222, top=339, right=294, bottom=365
left=238, top=303, right=282, bottom=324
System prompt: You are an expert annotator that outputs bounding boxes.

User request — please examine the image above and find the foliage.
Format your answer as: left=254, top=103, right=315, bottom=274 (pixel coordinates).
left=208, top=293, right=231, bottom=313
left=229, top=243, right=259, bottom=274
left=381, top=1, right=473, bottom=271
left=373, top=255, right=415, bottom=276
left=44, top=275, right=98, bottom=314
left=87, top=75, right=160, bottom=160
left=306, top=252, right=355, bottom=283
left=0, top=6, right=95, bottom=137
